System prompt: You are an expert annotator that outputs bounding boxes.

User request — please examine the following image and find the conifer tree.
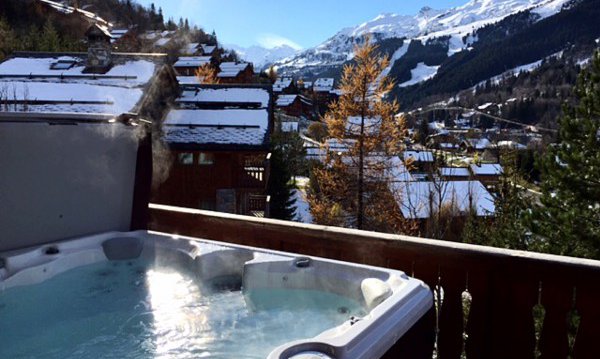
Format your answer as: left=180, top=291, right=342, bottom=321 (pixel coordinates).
left=268, top=131, right=299, bottom=220
left=526, top=51, right=600, bottom=258
left=308, top=37, right=413, bottom=233
left=0, top=18, right=16, bottom=61
left=39, top=19, right=61, bottom=52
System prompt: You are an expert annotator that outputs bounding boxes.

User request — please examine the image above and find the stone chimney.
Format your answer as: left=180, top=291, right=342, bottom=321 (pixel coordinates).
left=84, top=24, right=113, bottom=74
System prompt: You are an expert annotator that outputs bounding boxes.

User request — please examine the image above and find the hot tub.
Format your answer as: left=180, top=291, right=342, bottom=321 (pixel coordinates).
left=0, top=231, right=432, bottom=359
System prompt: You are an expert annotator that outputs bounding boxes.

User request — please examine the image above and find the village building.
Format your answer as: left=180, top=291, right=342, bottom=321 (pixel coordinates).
left=403, top=150, right=435, bottom=173
left=182, top=42, right=201, bottom=55
left=395, top=180, right=496, bottom=220
left=275, top=94, right=313, bottom=118
left=110, top=28, right=141, bottom=52
left=273, top=77, right=296, bottom=93
left=199, top=44, right=217, bottom=56
left=173, top=56, right=212, bottom=76
left=153, top=85, right=273, bottom=217
left=439, top=167, right=471, bottom=181
left=217, top=62, right=254, bottom=84
left=0, top=26, right=175, bottom=117
left=469, top=163, right=504, bottom=187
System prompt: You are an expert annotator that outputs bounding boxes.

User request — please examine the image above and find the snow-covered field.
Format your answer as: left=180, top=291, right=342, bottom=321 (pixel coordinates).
left=398, top=63, right=440, bottom=87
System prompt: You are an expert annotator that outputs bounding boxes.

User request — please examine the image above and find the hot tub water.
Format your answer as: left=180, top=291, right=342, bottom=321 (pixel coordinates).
left=0, top=259, right=364, bottom=359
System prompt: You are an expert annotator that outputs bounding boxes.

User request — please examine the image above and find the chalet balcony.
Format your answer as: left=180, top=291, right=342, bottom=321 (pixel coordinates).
left=149, top=203, right=600, bottom=359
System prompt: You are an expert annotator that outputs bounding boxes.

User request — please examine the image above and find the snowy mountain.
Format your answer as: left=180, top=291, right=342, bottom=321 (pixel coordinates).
left=275, top=0, right=573, bottom=77
left=226, top=44, right=298, bottom=70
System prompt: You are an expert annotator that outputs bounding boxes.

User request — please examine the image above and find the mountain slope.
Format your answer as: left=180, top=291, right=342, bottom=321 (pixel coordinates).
left=275, top=0, right=573, bottom=80
left=227, top=44, right=298, bottom=70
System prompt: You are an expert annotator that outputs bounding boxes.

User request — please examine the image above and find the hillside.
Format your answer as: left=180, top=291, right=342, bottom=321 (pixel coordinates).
left=271, top=0, right=599, bottom=129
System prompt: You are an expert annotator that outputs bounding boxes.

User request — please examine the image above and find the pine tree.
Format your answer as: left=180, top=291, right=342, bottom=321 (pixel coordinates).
left=308, top=37, right=413, bottom=233
left=39, top=19, right=61, bottom=52
left=0, top=18, right=16, bottom=60
left=526, top=51, right=600, bottom=258
left=268, top=131, right=298, bottom=220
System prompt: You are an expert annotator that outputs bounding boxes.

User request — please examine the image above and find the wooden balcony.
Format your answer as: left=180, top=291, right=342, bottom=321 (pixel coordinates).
left=148, top=203, right=600, bottom=359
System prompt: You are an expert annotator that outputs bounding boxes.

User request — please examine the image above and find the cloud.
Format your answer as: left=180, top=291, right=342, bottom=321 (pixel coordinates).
left=256, top=33, right=303, bottom=50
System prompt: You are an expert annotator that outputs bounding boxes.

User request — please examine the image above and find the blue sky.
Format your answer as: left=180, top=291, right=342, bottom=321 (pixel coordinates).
left=138, top=0, right=467, bottom=49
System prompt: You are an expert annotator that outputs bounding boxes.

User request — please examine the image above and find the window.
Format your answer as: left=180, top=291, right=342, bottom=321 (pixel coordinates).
left=178, top=152, right=194, bottom=165
left=198, top=152, right=215, bottom=165
left=50, top=60, right=76, bottom=70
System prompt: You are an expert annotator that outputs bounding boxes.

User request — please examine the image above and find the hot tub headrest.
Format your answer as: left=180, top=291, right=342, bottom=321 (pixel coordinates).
left=102, top=237, right=143, bottom=260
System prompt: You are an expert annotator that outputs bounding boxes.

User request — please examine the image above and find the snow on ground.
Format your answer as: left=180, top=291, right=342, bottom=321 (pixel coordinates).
left=447, top=34, right=466, bottom=56
left=293, top=177, right=313, bottom=224
left=380, top=40, right=410, bottom=79
left=532, top=0, right=571, bottom=19
left=398, top=62, right=440, bottom=87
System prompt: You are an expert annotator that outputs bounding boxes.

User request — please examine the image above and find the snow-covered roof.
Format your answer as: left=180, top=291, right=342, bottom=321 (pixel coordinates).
left=276, top=94, right=298, bottom=107
left=200, top=44, right=216, bottom=55
left=176, top=76, right=202, bottom=85
left=164, top=85, right=271, bottom=147
left=154, top=38, right=171, bottom=47
left=183, top=43, right=200, bottom=54
left=177, top=87, right=270, bottom=108
left=403, top=150, right=434, bottom=163
left=218, top=62, right=251, bottom=78
left=0, top=55, right=158, bottom=115
left=466, top=138, right=493, bottom=150
left=173, top=56, right=211, bottom=68
left=39, top=0, right=112, bottom=27
left=440, top=143, right=459, bottom=149
left=313, top=78, right=334, bottom=92
left=163, top=126, right=266, bottom=147
left=110, top=29, right=130, bottom=43
left=273, top=77, right=293, bottom=92
left=470, top=163, right=504, bottom=176
left=440, top=167, right=470, bottom=177
left=163, top=109, right=269, bottom=146
left=497, top=140, right=527, bottom=150
left=395, top=181, right=495, bottom=219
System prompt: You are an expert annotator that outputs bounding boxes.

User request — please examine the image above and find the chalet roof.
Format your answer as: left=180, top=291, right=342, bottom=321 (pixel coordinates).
left=465, top=138, right=493, bottom=150
left=395, top=181, right=495, bottom=219
left=154, top=37, right=171, bottom=47
left=218, top=62, right=251, bottom=78
left=177, top=87, right=270, bottom=108
left=39, top=0, right=112, bottom=27
left=0, top=53, right=161, bottom=115
left=313, top=78, right=334, bottom=92
left=183, top=43, right=200, bottom=54
left=276, top=94, right=298, bottom=107
left=404, top=151, right=434, bottom=163
left=200, top=44, right=216, bottom=54
left=440, top=167, right=471, bottom=177
left=173, top=56, right=211, bottom=68
left=163, top=85, right=271, bottom=148
left=469, top=163, right=504, bottom=176
left=273, top=77, right=293, bottom=92
left=176, top=76, right=201, bottom=85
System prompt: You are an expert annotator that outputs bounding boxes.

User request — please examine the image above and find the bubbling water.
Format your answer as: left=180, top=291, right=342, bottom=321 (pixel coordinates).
left=0, top=259, right=366, bottom=359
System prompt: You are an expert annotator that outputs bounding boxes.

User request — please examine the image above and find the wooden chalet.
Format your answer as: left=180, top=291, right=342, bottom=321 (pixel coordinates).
left=173, top=56, right=212, bottom=76
left=469, top=163, right=504, bottom=187
left=275, top=94, right=313, bottom=118
left=217, top=62, right=254, bottom=84
left=153, top=85, right=273, bottom=217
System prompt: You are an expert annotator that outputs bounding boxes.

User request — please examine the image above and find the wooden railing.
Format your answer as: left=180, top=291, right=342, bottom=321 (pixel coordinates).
left=148, top=204, right=600, bottom=359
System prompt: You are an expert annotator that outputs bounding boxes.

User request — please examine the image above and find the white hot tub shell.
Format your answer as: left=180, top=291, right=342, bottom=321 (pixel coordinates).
left=0, top=231, right=432, bottom=359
